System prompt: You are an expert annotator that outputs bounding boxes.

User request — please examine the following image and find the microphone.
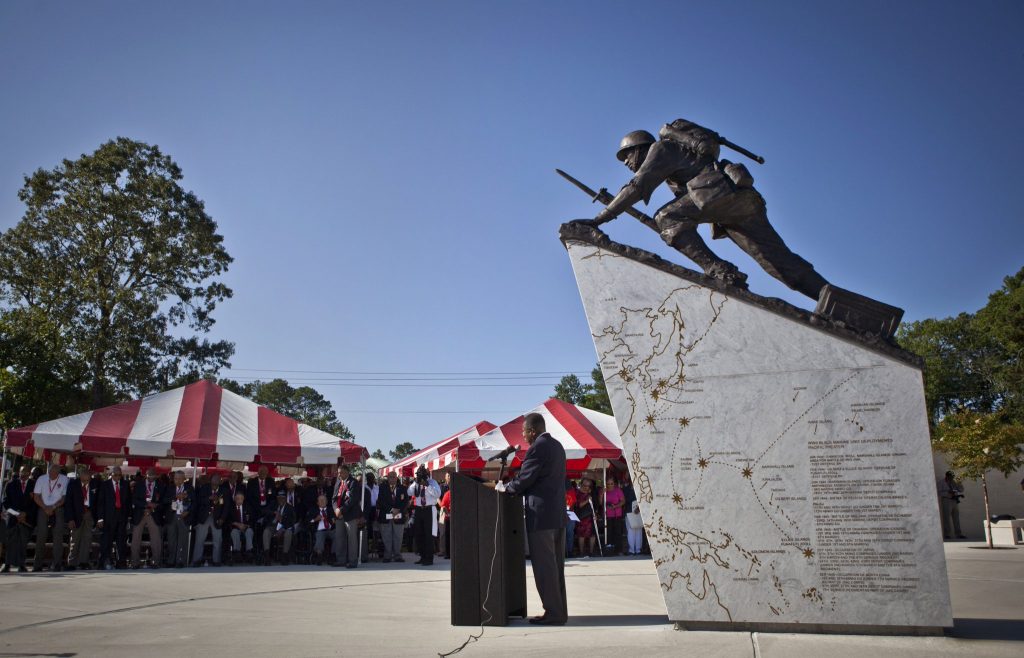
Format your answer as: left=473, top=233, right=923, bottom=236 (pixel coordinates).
left=489, top=445, right=517, bottom=463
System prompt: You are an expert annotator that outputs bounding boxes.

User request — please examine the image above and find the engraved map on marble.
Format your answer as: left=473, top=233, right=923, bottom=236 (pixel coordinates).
left=568, top=243, right=952, bottom=627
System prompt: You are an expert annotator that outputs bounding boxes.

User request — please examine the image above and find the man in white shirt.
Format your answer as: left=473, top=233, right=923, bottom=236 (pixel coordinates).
left=32, top=464, right=69, bottom=572
left=407, top=466, right=441, bottom=566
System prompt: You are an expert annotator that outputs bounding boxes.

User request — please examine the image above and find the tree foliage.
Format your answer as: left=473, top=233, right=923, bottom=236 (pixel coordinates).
left=0, top=138, right=234, bottom=415
left=219, top=378, right=354, bottom=440
left=934, top=409, right=1024, bottom=481
left=553, top=364, right=613, bottom=415
left=389, top=442, right=416, bottom=461
left=370, top=448, right=386, bottom=461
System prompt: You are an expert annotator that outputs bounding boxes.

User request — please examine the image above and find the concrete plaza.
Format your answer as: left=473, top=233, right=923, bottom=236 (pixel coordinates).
left=0, top=542, right=1020, bottom=657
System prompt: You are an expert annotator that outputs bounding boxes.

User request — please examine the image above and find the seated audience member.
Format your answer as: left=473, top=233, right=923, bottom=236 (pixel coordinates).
left=263, top=490, right=296, bottom=565
left=228, top=491, right=255, bottom=563
left=247, top=466, right=275, bottom=536
left=565, top=480, right=578, bottom=558
left=97, top=466, right=131, bottom=569
left=226, top=471, right=245, bottom=501
left=32, top=464, right=69, bottom=572
left=308, top=494, right=335, bottom=565
left=575, top=479, right=597, bottom=558
left=2, top=466, right=35, bottom=572
left=281, top=477, right=303, bottom=529
left=377, top=472, right=408, bottom=563
left=166, top=471, right=195, bottom=568
left=131, top=468, right=168, bottom=569
left=65, top=465, right=101, bottom=570
left=192, top=473, right=229, bottom=567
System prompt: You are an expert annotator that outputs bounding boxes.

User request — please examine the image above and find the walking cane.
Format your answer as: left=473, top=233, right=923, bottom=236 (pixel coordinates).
left=588, top=497, right=604, bottom=557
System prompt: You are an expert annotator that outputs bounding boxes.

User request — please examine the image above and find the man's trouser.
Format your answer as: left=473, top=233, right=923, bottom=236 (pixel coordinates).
left=333, top=518, right=359, bottom=565
left=166, top=517, right=190, bottom=566
left=941, top=498, right=963, bottom=537
left=313, top=529, right=331, bottom=555
left=526, top=528, right=567, bottom=622
left=413, top=507, right=433, bottom=563
left=230, top=527, right=254, bottom=552
left=192, top=517, right=223, bottom=565
left=35, top=508, right=65, bottom=567
left=5, top=523, right=30, bottom=567
left=69, top=509, right=94, bottom=567
left=131, top=514, right=162, bottom=565
left=654, top=190, right=828, bottom=300
left=263, top=527, right=293, bottom=554
left=380, top=521, right=403, bottom=559
left=100, top=517, right=128, bottom=566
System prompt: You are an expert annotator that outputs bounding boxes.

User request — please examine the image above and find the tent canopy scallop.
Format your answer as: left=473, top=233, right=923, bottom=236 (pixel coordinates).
left=6, top=379, right=368, bottom=467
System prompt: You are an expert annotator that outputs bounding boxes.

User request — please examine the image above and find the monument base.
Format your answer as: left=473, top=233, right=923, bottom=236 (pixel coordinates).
left=562, top=224, right=953, bottom=633
left=674, top=621, right=945, bottom=636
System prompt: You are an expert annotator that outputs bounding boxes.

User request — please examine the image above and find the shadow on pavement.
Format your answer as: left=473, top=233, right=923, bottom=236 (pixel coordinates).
left=952, top=618, right=1024, bottom=641
left=563, top=614, right=668, bottom=627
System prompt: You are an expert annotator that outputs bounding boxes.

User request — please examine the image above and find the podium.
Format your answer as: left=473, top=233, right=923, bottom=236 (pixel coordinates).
left=450, top=472, right=527, bottom=626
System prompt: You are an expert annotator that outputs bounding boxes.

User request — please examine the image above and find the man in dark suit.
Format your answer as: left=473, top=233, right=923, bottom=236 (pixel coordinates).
left=376, top=471, right=409, bottom=562
left=131, top=468, right=168, bottom=568
left=307, top=493, right=335, bottom=565
left=246, top=466, right=275, bottom=528
left=96, top=466, right=131, bottom=569
left=331, top=465, right=362, bottom=568
left=227, top=491, right=255, bottom=563
left=165, top=471, right=195, bottom=568
left=262, top=490, right=297, bottom=565
left=500, top=413, right=568, bottom=625
left=65, top=466, right=102, bottom=570
left=2, top=466, right=35, bottom=572
left=191, top=473, right=229, bottom=567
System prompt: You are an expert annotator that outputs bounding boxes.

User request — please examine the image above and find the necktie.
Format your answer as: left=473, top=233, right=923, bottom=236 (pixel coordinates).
left=237, top=506, right=242, bottom=522
left=114, top=482, right=121, bottom=509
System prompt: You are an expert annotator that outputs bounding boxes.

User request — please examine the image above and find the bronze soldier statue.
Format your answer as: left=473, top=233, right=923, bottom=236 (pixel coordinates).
left=576, top=119, right=829, bottom=301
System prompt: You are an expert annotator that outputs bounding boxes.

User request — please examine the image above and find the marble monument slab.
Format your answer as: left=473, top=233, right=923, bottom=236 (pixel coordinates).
left=564, top=236, right=953, bottom=633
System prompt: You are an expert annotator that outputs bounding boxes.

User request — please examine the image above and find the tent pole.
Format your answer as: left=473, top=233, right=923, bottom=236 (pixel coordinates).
left=0, top=430, right=9, bottom=509
left=187, top=458, right=198, bottom=566
left=602, top=465, right=608, bottom=552
left=358, top=457, right=367, bottom=564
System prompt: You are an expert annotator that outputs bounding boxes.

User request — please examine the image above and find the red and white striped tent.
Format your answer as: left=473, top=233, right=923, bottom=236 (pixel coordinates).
left=441, top=398, right=623, bottom=473
left=380, top=420, right=497, bottom=477
left=5, top=380, right=368, bottom=469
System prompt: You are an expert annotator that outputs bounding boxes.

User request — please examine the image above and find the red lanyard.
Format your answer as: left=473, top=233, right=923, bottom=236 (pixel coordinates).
left=48, top=478, right=60, bottom=496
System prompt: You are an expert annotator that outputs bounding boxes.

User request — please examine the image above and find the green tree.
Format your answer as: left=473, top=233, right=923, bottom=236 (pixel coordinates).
left=0, top=138, right=233, bottom=412
left=218, top=378, right=354, bottom=440
left=553, top=364, right=614, bottom=415
left=370, top=448, right=386, bottom=461
left=975, top=266, right=1024, bottom=421
left=389, top=442, right=416, bottom=461
left=934, top=409, right=1024, bottom=548
left=554, top=373, right=588, bottom=405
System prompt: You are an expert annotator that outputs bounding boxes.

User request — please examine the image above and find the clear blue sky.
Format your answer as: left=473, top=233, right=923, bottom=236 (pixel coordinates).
left=1, top=1, right=1021, bottom=456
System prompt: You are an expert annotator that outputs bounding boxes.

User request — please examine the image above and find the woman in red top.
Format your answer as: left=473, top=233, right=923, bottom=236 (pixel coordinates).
left=438, top=472, right=452, bottom=559
left=565, top=482, right=578, bottom=558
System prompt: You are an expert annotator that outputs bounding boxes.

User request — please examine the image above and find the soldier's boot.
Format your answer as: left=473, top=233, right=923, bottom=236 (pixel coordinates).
left=660, top=224, right=749, bottom=290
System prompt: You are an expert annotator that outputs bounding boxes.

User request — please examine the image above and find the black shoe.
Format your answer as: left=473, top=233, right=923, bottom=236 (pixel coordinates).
left=18, top=566, right=28, bottom=573
left=52, top=564, right=63, bottom=572
left=956, top=534, right=967, bottom=539
left=382, top=557, right=391, bottom=563
left=393, top=555, right=404, bottom=563
left=529, top=616, right=566, bottom=626
left=65, top=565, right=77, bottom=572
left=1, top=565, right=9, bottom=573
left=420, top=560, right=433, bottom=566
left=346, top=563, right=357, bottom=569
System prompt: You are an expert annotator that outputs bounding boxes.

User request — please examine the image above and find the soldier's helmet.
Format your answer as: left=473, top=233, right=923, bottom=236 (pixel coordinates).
left=616, top=130, right=656, bottom=161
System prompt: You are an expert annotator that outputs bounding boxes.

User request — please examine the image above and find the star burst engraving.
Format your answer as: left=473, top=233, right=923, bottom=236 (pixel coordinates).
left=644, top=414, right=656, bottom=426
left=742, top=466, right=753, bottom=479
left=803, top=548, right=815, bottom=559
left=671, top=493, right=683, bottom=505
left=698, top=458, right=708, bottom=469
left=678, top=417, right=690, bottom=428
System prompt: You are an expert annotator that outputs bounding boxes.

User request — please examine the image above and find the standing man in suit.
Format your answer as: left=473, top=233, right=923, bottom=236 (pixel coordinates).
left=497, top=413, right=568, bottom=625
left=2, top=466, right=35, bottom=572
left=32, top=464, right=69, bottom=572
left=377, top=471, right=408, bottom=563
left=97, top=466, right=131, bottom=569
left=408, top=465, right=441, bottom=566
left=331, top=465, right=362, bottom=568
left=165, top=471, right=194, bottom=568
left=65, top=465, right=101, bottom=570
left=191, top=473, right=228, bottom=567
left=131, top=468, right=167, bottom=568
